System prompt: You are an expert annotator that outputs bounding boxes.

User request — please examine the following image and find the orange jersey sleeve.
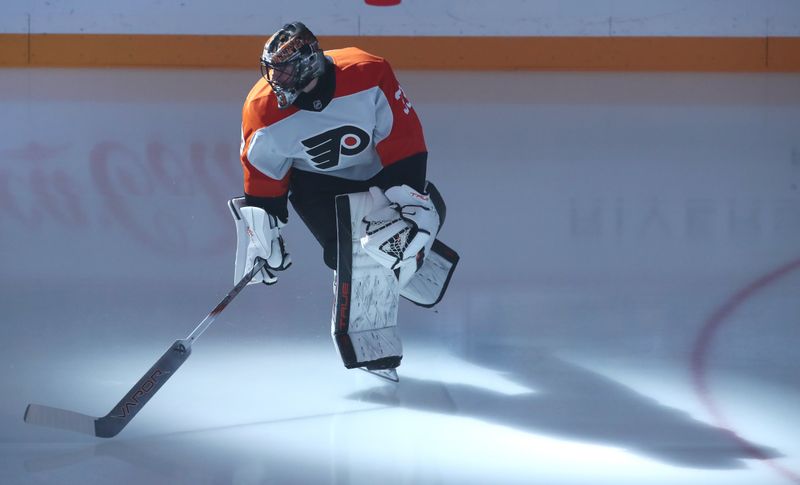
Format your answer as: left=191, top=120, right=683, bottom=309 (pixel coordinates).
left=239, top=82, right=296, bottom=198
left=373, top=60, right=427, bottom=167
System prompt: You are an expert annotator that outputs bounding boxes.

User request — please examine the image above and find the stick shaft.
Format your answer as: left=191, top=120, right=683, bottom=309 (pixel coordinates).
left=186, top=258, right=267, bottom=343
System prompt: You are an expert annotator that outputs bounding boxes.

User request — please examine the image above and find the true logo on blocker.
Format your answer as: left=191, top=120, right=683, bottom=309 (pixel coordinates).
left=301, top=125, right=370, bottom=169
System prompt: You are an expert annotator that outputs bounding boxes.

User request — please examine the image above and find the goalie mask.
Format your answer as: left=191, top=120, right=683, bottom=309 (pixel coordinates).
left=260, top=22, right=326, bottom=109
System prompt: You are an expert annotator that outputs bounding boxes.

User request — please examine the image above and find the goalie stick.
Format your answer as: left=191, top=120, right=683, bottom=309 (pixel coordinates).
left=23, top=258, right=269, bottom=438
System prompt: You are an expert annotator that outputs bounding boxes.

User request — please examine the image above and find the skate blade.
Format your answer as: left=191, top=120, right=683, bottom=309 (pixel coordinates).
left=360, top=367, right=399, bottom=382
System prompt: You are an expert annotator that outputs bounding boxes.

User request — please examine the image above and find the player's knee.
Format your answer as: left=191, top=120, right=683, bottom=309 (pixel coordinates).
left=323, top=241, right=337, bottom=270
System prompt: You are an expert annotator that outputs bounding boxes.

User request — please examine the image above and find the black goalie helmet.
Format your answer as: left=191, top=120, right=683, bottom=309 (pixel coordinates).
left=260, top=22, right=326, bottom=108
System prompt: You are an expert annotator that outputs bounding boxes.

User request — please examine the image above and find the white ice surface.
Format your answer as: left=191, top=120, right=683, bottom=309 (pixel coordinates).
left=1, top=68, right=799, bottom=485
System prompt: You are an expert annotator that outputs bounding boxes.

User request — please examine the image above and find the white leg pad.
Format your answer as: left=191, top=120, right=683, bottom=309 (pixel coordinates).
left=400, top=239, right=459, bottom=308
left=332, top=191, right=402, bottom=369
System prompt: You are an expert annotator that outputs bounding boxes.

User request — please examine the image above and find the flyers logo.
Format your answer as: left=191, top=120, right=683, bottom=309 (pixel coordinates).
left=301, top=125, right=370, bottom=169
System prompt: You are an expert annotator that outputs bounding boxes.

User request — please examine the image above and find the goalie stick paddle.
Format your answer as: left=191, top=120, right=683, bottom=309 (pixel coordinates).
left=24, top=258, right=269, bottom=438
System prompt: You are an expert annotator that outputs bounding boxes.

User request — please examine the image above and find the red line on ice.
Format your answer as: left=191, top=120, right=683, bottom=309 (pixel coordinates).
left=691, top=258, right=800, bottom=484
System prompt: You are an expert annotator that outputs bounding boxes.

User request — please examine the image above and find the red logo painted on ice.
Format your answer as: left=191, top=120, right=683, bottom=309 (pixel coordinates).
left=365, top=0, right=400, bottom=5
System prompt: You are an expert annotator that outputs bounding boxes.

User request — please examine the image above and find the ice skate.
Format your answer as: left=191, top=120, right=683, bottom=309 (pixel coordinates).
left=360, top=367, right=399, bottom=382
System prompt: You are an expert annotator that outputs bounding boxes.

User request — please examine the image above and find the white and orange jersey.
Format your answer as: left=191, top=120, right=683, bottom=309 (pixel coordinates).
left=240, top=47, right=427, bottom=198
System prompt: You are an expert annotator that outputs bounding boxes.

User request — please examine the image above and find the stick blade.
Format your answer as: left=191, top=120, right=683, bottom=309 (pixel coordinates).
left=23, top=340, right=192, bottom=439
left=24, top=403, right=98, bottom=436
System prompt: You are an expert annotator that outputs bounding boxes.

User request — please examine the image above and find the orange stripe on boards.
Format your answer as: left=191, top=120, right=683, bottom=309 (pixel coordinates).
left=0, top=34, right=29, bottom=65
left=344, top=36, right=772, bottom=71
left=0, top=34, right=798, bottom=71
left=768, top=37, right=800, bottom=70
left=26, top=34, right=264, bottom=68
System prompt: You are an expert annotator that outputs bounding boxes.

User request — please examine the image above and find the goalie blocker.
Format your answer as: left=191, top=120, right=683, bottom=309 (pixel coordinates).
left=332, top=182, right=459, bottom=370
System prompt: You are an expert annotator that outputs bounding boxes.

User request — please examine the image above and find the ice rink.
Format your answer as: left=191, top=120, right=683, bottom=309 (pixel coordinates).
left=1, top=68, right=799, bottom=484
